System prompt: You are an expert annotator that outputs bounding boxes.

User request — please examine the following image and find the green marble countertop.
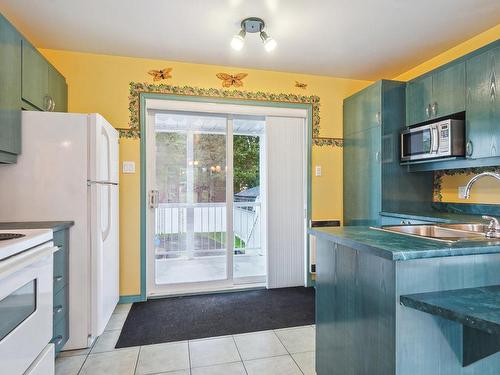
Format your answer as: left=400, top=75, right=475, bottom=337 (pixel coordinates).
left=308, top=226, right=500, bottom=261
left=400, top=285, right=500, bottom=335
left=0, top=221, right=74, bottom=232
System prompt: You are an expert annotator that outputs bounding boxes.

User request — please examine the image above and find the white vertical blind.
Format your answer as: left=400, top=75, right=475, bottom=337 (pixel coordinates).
left=265, top=116, right=306, bottom=288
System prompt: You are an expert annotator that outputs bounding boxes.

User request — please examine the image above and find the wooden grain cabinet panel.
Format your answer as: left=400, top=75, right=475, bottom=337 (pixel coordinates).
left=432, top=61, right=466, bottom=118
left=0, top=14, right=22, bottom=162
left=406, top=75, right=432, bottom=126
left=466, top=46, right=500, bottom=159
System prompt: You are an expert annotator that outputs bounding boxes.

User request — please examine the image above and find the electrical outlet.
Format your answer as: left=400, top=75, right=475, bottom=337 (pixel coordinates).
left=315, top=166, right=322, bottom=177
left=123, top=161, right=136, bottom=174
left=458, top=186, right=467, bottom=199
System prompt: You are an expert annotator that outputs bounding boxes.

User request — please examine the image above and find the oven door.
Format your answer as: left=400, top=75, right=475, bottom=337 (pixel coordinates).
left=0, top=243, right=54, bottom=375
left=401, top=124, right=439, bottom=161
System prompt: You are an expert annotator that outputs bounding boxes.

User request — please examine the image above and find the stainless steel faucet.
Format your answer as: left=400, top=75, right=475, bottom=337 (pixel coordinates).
left=464, top=171, right=500, bottom=199
left=482, top=215, right=500, bottom=238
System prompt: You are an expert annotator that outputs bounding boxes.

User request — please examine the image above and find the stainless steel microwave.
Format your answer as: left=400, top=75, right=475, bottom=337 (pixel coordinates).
left=400, top=119, right=465, bottom=162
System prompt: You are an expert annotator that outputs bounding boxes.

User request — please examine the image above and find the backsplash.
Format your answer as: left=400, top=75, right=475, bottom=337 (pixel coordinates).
left=433, top=167, right=500, bottom=204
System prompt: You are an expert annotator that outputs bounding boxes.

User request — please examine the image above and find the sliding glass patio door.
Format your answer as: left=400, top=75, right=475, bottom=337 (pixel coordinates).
left=147, top=111, right=266, bottom=296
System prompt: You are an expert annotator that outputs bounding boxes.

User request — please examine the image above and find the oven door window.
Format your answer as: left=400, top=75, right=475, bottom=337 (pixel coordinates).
left=0, top=280, right=36, bottom=340
left=403, top=129, right=432, bottom=156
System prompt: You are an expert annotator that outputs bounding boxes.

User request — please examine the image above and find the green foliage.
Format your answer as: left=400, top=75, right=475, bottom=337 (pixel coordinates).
left=233, top=135, right=260, bottom=193
left=155, top=132, right=260, bottom=202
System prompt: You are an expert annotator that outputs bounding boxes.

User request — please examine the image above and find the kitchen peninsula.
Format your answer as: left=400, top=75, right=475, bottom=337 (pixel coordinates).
left=311, top=222, right=500, bottom=375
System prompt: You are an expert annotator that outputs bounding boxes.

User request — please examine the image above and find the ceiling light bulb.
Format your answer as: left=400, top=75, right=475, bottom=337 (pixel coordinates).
left=231, top=29, right=246, bottom=51
left=260, top=31, right=277, bottom=52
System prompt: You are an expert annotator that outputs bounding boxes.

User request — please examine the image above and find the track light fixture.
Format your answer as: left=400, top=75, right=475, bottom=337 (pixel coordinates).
left=231, top=17, right=277, bottom=52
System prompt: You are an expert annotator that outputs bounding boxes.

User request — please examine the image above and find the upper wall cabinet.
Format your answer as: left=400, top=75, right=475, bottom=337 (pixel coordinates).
left=344, top=82, right=381, bottom=136
left=0, top=14, right=22, bottom=163
left=22, top=41, right=52, bottom=111
left=406, top=62, right=465, bottom=126
left=48, top=65, right=68, bottom=112
left=406, top=75, right=432, bottom=126
left=22, top=40, right=67, bottom=113
left=465, top=45, right=499, bottom=159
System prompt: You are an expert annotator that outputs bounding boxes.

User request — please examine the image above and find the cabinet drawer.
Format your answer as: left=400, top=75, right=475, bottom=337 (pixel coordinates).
left=53, top=246, right=68, bottom=294
left=53, top=286, right=68, bottom=326
left=51, top=318, right=69, bottom=354
left=53, top=229, right=67, bottom=248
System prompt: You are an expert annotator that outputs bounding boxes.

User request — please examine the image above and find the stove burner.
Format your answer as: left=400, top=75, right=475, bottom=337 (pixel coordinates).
left=0, top=233, right=26, bottom=241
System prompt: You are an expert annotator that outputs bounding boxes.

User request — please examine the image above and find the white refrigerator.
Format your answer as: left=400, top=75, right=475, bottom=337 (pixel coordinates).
left=0, top=111, right=120, bottom=350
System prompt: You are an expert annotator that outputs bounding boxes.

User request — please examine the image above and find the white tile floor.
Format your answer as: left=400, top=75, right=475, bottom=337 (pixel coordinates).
left=56, top=303, right=316, bottom=375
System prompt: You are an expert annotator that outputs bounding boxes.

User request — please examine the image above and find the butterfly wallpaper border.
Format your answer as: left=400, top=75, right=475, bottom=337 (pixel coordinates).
left=120, top=82, right=342, bottom=147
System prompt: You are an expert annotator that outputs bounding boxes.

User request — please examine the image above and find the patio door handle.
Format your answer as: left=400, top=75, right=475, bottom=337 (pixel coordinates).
left=149, top=190, right=159, bottom=208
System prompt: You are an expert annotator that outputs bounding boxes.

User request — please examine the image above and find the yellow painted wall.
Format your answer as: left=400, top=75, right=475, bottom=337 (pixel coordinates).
left=39, top=48, right=370, bottom=296
left=394, top=24, right=500, bottom=204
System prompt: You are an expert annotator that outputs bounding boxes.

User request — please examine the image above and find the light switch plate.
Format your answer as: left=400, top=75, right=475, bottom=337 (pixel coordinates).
left=315, top=166, right=322, bottom=177
left=123, top=161, right=136, bottom=174
left=458, top=186, right=467, bottom=199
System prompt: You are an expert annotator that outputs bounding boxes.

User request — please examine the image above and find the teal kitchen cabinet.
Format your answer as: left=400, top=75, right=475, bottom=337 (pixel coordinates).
left=431, top=61, right=465, bottom=119
left=344, top=80, right=433, bottom=226
left=52, top=228, right=70, bottom=353
left=22, top=39, right=67, bottom=112
left=406, top=62, right=465, bottom=126
left=22, top=40, right=50, bottom=110
left=406, top=75, right=432, bottom=126
left=48, top=64, right=68, bottom=112
left=343, top=127, right=381, bottom=226
left=465, top=45, right=500, bottom=159
left=344, top=81, right=381, bottom=136
left=0, top=14, right=22, bottom=163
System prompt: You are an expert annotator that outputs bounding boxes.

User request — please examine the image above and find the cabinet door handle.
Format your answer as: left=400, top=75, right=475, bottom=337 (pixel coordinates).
left=375, top=151, right=381, bottom=162
left=54, top=275, right=63, bottom=282
left=466, top=140, right=473, bottom=157
left=431, top=102, right=438, bottom=117
left=43, top=95, right=52, bottom=111
left=50, top=98, right=56, bottom=111
left=53, top=305, right=63, bottom=315
left=53, top=335, right=64, bottom=346
left=375, top=111, right=381, bottom=125
left=425, top=104, right=431, bottom=118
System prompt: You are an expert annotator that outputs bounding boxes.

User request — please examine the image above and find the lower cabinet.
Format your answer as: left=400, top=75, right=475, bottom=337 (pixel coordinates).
left=51, top=228, right=70, bottom=354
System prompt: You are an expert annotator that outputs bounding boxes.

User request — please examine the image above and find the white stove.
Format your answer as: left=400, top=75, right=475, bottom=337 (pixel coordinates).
left=0, top=229, right=53, bottom=260
left=0, top=228, right=56, bottom=375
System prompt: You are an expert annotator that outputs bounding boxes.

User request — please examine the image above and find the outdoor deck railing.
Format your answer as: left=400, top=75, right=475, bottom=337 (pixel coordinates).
left=154, top=201, right=261, bottom=258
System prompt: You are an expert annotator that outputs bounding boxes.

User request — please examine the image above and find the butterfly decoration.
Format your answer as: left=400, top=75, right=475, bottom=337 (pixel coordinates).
left=216, top=73, right=248, bottom=88
left=148, top=68, right=173, bottom=81
left=295, top=81, right=308, bottom=89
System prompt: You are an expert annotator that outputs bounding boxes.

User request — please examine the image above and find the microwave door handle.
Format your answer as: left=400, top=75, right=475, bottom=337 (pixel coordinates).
left=431, top=126, right=439, bottom=153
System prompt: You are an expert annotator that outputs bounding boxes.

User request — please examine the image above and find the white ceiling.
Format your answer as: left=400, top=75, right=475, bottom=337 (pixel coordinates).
left=1, top=0, right=499, bottom=80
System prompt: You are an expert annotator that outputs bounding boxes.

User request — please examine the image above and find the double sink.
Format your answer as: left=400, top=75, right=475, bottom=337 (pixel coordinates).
left=374, top=223, right=500, bottom=243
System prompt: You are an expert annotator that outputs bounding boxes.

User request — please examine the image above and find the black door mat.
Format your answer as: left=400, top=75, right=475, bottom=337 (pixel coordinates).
left=115, top=286, right=315, bottom=348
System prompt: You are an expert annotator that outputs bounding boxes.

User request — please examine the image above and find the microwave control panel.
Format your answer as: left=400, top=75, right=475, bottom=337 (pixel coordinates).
left=437, top=124, right=450, bottom=154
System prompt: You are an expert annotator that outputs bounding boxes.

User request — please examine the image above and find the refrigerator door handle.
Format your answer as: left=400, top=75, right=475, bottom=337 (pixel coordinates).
left=101, top=184, right=112, bottom=243
left=87, top=180, right=119, bottom=186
